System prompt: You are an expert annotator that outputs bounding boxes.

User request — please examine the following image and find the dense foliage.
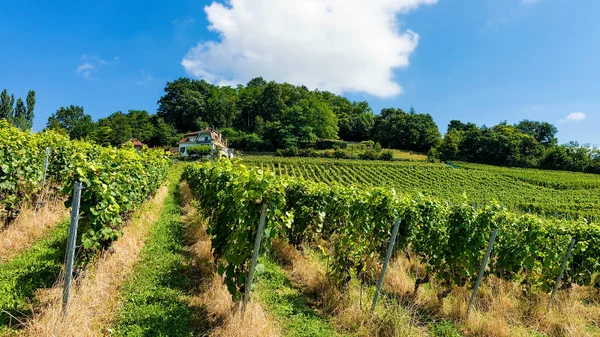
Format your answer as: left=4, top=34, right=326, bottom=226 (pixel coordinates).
left=156, top=77, right=442, bottom=152
left=242, top=156, right=600, bottom=221
left=46, top=107, right=181, bottom=148
left=182, top=161, right=600, bottom=301
left=0, top=120, right=171, bottom=256
left=434, top=119, right=600, bottom=174
left=0, top=88, right=35, bottom=131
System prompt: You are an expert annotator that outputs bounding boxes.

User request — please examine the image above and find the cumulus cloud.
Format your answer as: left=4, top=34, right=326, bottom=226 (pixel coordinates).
left=560, top=112, right=586, bottom=123
left=181, top=0, right=438, bottom=98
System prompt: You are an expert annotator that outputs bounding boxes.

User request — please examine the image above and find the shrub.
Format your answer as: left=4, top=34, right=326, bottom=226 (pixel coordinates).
left=379, top=150, right=393, bottom=161
left=276, top=147, right=299, bottom=157
left=359, top=149, right=378, bottom=160
left=374, top=142, right=382, bottom=152
left=315, top=139, right=347, bottom=150
left=333, top=149, right=348, bottom=159
left=187, top=145, right=213, bottom=158
left=299, top=148, right=319, bottom=157
left=360, top=140, right=374, bottom=149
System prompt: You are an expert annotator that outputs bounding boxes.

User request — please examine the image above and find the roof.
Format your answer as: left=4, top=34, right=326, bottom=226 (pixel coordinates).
left=178, top=128, right=228, bottom=147
left=123, top=138, right=145, bottom=147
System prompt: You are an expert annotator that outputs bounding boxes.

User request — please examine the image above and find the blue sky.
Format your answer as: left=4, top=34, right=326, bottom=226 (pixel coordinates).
left=1, top=0, right=598, bottom=145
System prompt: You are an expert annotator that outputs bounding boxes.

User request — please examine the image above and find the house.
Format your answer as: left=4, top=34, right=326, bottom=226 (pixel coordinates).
left=122, top=139, right=146, bottom=151
left=178, top=128, right=234, bottom=158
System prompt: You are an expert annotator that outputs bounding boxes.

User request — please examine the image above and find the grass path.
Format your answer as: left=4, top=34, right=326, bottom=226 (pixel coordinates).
left=111, top=176, right=209, bottom=336
left=255, top=257, right=345, bottom=337
left=0, top=220, right=69, bottom=331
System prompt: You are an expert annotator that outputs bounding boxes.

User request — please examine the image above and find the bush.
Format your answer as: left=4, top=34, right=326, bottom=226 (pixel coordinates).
left=276, top=147, right=299, bottom=157
left=229, top=133, right=264, bottom=151
left=374, top=142, right=382, bottom=153
left=187, top=145, right=213, bottom=157
left=379, top=150, right=393, bottom=161
left=299, top=148, right=319, bottom=157
left=315, top=139, right=347, bottom=150
left=360, top=140, right=374, bottom=149
left=333, top=149, right=348, bottom=159
left=359, top=149, right=378, bottom=160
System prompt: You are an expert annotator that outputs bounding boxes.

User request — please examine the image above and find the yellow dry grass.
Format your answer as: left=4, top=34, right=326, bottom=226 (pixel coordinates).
left=271, top=240, right=424, bottom=337
left=179, top=182, right=281, bottom=337
left=22, top=185, right=169, bottom=337
left=386, top=252, right=600, bottom=337
left=0, top=201, right=68, bottom=264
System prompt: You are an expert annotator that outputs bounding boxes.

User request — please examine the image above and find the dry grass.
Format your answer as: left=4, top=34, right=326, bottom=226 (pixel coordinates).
left=180, top=182, right=281, bottom=337
left=0, top=201, right=68, bottom=264
left=22, top=185, right=169, bottom=337
left=387, top=252, right=600, bottom=337
left=271, top=240, right=424, bottom=337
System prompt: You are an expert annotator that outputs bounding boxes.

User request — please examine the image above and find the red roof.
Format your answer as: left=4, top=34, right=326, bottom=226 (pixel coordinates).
left=123, top=139, right=145, bottom=147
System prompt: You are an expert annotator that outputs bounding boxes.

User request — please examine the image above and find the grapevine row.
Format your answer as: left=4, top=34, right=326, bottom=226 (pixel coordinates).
left=182, top=160, right=600, bottom=302
left=0, top=120, right=171, bottom=257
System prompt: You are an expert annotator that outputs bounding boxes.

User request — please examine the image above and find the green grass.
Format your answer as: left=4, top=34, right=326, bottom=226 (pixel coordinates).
left=0, top=220, right=69, bottom=329
left=241, top=155, right=600, bottom=220
left=428, top=321, right=463, bottom=337
left=255, top=257, right=344, bottom=337
left=111, top=170, right=208, bottom=337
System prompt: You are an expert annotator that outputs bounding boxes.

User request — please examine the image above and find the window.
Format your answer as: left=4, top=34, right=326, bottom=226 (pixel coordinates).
left=180, top=147, right=185, bottom=153
left=205, top=136, right=209, bottom=141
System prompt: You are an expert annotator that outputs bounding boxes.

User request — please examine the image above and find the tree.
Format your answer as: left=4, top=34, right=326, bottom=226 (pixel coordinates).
left=157, top=78, right=212, bottom=133
left=13, top=98, right=27, bottom=131
left=0, top=89, right=13, bottom=121
left=97, top=112, right=133, bottom=146
left=515, top=120, right=557, bottom=146
left=47, top=105, right=95, bottom=139
left=373, top=107, right=441, bottom=152
left=25, top=90, right=35, bottom=130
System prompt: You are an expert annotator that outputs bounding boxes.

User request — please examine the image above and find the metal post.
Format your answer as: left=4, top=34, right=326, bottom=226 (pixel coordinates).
left=466, top=228, right=498, bottom=318
left=41, top=147, right=50, bottom=189
left=371, top=218, right=402, bottom=312
left=241, top=203, right=268, bottom=313
left=548, top=238, right=576, bottom=310
left=62, top=182, right=83, bottom=317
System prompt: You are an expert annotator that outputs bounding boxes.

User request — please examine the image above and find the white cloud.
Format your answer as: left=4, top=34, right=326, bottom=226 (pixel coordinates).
left=559, top=112, right=586, bottom=123
left=182, top=0, right=437, bottom=98
left=174, top=16, right=195, bottom=25
left=76, top=55, right=117, bottom=79
left=76, top=62, right=95, bottom=78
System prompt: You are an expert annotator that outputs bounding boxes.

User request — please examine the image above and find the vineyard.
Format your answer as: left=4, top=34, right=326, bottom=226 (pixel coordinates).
left=182, top=160, right=600, bottom=297
left=241, top=156, right=600, bottom=220
left=0, top=120, right=170, bottom=329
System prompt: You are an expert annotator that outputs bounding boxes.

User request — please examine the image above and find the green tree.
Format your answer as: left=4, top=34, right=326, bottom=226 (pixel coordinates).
left=25, top=90, right=35, bottom=130
left=47, top=105, right=95, bottom=139
left=0, top=89, right=13, bottom=121
left=97, top=112, right=133, bottom=146
left=13, top=98, right=27, bottom=131
left=515, top=120, right=558, bottom=146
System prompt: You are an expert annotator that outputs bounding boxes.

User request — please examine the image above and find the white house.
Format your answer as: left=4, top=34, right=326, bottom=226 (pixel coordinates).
left=178, top=128, right=234, bottom=158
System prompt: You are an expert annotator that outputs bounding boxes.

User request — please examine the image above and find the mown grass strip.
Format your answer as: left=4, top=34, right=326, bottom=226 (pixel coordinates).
left=111, top=180, right=207, bottom=337
left=256, top=257, right=345, bottom=337
left=0, top=220, right=69, bottom=329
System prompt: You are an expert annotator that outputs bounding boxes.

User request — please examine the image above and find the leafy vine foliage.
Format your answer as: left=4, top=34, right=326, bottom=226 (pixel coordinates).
left=182, top=161, right=600, bottom=301
left=0, top=120, right=171, bottom=258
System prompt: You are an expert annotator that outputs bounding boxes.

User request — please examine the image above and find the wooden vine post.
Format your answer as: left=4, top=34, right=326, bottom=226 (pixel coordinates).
left=242, top=203, right=268, bottom=314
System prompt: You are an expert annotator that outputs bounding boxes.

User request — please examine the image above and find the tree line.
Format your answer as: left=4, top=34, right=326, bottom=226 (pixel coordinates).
left=45, top=106, right=180, bottom=148
left=432, top=120, right=600, bottom=174
left=0, top=89, right=35, bottom=131
left=8, top=77, right=598, bottom=175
